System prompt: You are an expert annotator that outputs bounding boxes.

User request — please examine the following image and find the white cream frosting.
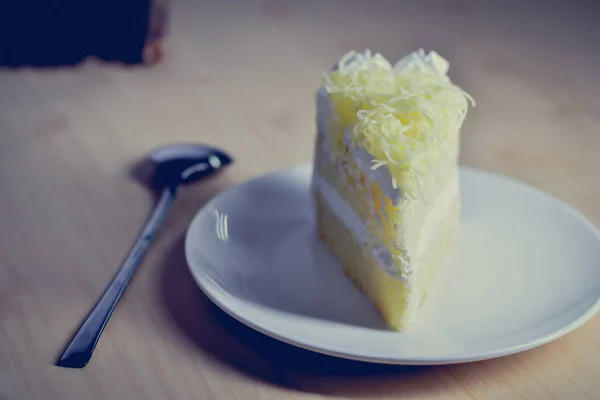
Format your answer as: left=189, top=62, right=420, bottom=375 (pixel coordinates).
left=393, top=49, right=450, bottom=76
left=317, top=87, right=400, bottom=202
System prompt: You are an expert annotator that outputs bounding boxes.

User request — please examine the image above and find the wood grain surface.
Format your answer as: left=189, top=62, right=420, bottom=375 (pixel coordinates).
left=1, top=0, right=600, bottom=399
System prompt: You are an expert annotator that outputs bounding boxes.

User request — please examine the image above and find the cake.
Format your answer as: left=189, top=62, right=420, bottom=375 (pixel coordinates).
left=311, top=49, right=474, bottom=331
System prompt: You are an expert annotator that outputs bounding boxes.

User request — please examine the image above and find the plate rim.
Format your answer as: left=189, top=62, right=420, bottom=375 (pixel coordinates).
left=184, top=164, right=600, bottom=365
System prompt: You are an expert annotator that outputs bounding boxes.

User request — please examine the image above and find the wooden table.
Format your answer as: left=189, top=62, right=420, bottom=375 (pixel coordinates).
left=2, top=1, right=599, bottom=398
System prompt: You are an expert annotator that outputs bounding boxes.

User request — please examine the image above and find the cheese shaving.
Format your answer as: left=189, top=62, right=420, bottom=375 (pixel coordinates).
left=323, top=49, right=474, bottom=199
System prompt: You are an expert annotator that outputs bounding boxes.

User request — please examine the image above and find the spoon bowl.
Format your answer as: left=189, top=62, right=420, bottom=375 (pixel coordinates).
left=150, top=144, right=232, bottom=190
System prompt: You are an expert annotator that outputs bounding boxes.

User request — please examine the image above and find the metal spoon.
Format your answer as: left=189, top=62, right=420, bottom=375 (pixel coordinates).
left=56, top=143, right=233, bottom=369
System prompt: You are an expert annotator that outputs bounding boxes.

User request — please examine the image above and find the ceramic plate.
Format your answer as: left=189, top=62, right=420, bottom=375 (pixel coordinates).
left=184, top=164, right=600, bottom=365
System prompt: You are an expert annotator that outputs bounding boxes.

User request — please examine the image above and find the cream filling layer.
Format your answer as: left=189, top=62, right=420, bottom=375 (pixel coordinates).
left=313, top=174, right=394, bottom=269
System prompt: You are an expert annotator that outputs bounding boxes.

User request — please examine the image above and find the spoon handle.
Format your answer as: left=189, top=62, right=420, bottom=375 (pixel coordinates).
left=56, top=187, right=176, bottom=368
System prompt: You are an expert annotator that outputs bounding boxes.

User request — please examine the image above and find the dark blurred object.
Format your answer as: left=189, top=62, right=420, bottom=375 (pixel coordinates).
left=0, top=0, right=168, bottom=67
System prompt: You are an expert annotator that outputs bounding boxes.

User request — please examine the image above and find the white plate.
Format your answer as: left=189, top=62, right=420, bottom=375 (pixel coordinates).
left=184, top=164, right=600, bottom=365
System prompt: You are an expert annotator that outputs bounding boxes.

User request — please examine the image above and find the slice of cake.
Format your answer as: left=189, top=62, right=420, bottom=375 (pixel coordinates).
left=312, top=49, right=474, bottom=331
